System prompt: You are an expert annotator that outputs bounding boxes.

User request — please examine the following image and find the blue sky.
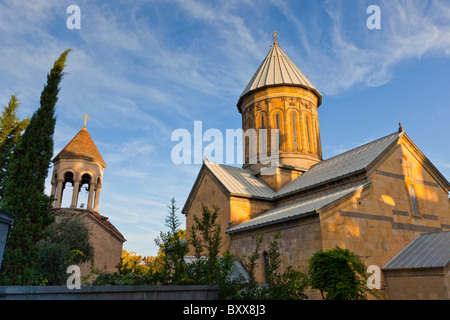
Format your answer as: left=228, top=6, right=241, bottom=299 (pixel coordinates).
left=1, top=0, right=449, bottom=256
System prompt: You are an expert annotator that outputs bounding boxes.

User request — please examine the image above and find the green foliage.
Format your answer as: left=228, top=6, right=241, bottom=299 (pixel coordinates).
left=188, top=204, right=222, bottom=284
left=238, top=234, right=264, bottom=299
left=0, top=49, right=71, bottom=285
left=238, top=233, right=308, bottom=300
left=308, top=246, right=369, bottom=300
left=0, top=94, right=29, bottom=202
left=263, top=233, right=308, bottom=300
left=35, top=213, right=94, bottom=285
left=89, top=255, right=158, bottom=286
left=87, top=199, right=379, bottom=301
left=154, top=198, right=188, bottom=284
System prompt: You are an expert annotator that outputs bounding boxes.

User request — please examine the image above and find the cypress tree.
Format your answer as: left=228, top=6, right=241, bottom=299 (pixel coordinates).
left=0, top=49, right=71, bottom=285
left=0, top=95, right=29, bottom=203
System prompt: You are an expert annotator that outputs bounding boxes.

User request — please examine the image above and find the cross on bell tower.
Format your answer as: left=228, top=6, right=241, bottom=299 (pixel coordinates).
left=82, top=113, right=90, bottom=128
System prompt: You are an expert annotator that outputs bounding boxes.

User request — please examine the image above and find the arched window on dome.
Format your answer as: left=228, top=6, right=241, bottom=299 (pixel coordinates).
left=292, top=113, right=298, bottom=150
left=260, top=115, right=266, bottom=155
left=245, top=119, right=255, bottom=164
left=275, top=113, right=281, bottom=149
left=315, top=119, right=321, bottom=157
left=305, top=115, right=311, bottom=151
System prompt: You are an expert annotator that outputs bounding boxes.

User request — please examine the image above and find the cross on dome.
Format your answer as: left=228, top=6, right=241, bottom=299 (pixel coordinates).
left=271, top=31, right=279, bottom=46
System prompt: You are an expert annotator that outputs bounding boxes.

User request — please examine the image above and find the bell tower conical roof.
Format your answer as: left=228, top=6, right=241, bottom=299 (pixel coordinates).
left=53, top=127, right=106, bottom=168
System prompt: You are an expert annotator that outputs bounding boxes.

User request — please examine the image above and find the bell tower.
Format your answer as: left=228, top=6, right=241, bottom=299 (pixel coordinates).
left=50, top=114, right=106, bottom=212
left=237, top=33, right=323, bottom=191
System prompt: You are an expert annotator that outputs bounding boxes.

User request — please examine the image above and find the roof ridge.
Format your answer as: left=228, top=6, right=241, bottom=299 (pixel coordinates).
left=226, top=182, right=370, bottom=234
left=275, top=131, right=402, bottom=197
left=318, top=131, right=401, bottom=165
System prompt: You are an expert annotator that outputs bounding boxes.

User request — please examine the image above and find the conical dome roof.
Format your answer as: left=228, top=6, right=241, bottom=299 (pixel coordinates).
left=53, top=127, right=106, bottom=168
left=238, top=44, right=322, bottom=107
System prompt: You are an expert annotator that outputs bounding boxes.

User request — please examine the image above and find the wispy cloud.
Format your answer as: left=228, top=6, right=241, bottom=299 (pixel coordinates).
left=275, top=0, right=450, bottom=95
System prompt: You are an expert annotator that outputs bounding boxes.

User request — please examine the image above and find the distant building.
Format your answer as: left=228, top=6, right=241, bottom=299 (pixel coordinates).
left=183, top=37, right=450, bottom=299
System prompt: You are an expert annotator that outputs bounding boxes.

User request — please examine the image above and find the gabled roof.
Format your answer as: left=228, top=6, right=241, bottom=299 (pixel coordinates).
left=205, top=161, right=275, bottom=199
left=183, top=129, right=450, bottom=216
left=383, top=231, right=450, bottom=270
left=238, top=44, right=322, bottom=108
left=53, top=127, right=106, bottom=168
left=275, top=131, right=402, bottom=197
left=181, top=160, right=274, bottom=215
left=226, top=182, right=371, bottom=234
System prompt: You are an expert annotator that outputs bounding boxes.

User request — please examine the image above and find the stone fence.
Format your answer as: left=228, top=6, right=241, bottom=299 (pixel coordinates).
left=0, top=285, right=219, bottom=300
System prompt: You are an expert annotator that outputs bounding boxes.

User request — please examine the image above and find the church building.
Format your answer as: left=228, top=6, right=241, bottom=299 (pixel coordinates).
left=50, top=116, right=125, bottom=277
left=183, top=36, right=450, bottom=299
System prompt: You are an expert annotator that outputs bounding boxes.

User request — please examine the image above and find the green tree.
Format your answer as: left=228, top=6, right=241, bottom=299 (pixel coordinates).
left=154, top=197, right=188, bottom=284
left=308, top=246, right=369, bottom=300
left=0, top=49, right=71, bottom=285
left=35, top=212, right=94, bottom=285
left=188, top=204, right=222, bottom=284
left=187, top=204, right=242, bottom=299
left=0, top=94, right=29, bottom=202
left=263, top=233, right=308, bottom=300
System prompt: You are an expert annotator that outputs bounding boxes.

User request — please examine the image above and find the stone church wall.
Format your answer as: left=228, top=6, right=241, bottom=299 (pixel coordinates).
left=229, top=214, right=321, bottom=283
left=319, top=141, right=450, bottom=294
left=80, top=215, right=123, bottom=278
left=384, top=267, right=449, bottom=300
left=184, top=170, right=231, bottom=255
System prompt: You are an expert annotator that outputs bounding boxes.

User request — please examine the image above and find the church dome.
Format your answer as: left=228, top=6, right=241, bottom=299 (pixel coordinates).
left=238, top=43, right=322, bottom=110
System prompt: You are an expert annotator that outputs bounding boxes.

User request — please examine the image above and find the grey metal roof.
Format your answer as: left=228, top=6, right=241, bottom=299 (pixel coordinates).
left=0, top=208, right=16, bottom=225
left=203, top=132, right=400, bottom=201
left=239, top=44, right=321, bottom=105
left=383, top=231, right=450, bottom=270
left=226, top=182, right=370, bottom=234
left=205, top=161, right=275, bottom=199
left=275, top=131, right=401, bottom=197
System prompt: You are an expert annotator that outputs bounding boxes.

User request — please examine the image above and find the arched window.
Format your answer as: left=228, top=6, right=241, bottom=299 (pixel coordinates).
left=260, top=115, right=266, bottom=154
left=61, top=172, right=74, bottom=208
left=409, top=184, right=420, bottom=216
left=316, top=119, right=321, bottom=156
left=274, top=113, right=282, bottom=150
left=292, top=113, right=298, bottom=150
left=78, top=173, right=92, bottom=209
left=305, top=115, right=311, bottom=151
left=245, top=119, right=256, bottom=164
